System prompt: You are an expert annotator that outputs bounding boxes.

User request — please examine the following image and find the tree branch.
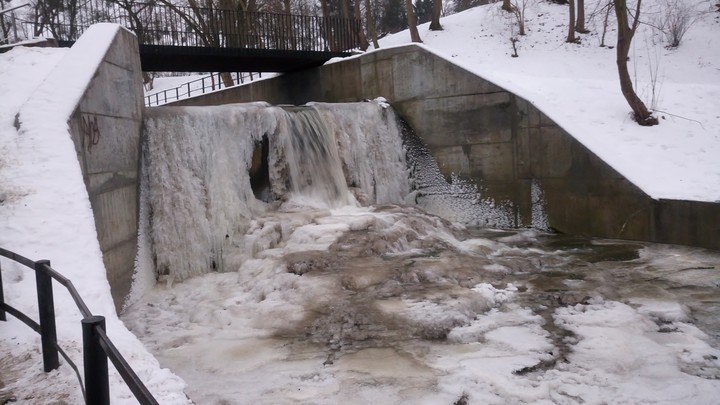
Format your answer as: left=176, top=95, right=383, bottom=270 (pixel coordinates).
left=630, top=0, right=642, bottom=35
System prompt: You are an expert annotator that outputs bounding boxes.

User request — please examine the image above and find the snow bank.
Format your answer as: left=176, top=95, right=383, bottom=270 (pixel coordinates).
left=0, top=25, right=188, bottom=404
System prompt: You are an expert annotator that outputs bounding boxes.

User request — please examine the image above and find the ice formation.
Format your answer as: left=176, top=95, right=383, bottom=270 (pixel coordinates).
left=141, top=100, right=547, bottom=284
left=398, top=118, right=515, bottom=228
left=142, top=101, right=410, bottom=282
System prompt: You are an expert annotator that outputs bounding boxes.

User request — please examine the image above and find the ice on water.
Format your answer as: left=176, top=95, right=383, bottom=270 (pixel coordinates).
left=127, top=101, right=720, bottom=404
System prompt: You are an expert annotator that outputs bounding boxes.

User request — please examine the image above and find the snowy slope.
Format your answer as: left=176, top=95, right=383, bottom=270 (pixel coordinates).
left=377, top=0, right=720, bottom=202
left=0, top=40, right=189, bottom=403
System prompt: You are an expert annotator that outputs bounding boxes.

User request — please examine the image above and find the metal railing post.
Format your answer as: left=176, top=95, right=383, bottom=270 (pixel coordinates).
left=0, top=259, right=6, bottom=321
left=1, top=248, right=160, bottom=403
left=82, top=315, right=109, bottom=405
left=35, top=259, right=60, bottom=372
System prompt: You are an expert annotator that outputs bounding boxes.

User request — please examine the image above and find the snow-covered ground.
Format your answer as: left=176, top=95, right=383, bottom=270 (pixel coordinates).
left=376, top=0, right=720, bottom=203
left=1, top=0, right=719, bottom=404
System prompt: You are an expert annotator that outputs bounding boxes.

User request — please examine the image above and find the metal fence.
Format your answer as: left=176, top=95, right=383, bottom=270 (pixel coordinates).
left=0, top=247, right=158, bottom=405
left=13, top=1, right=360, bottom=52
left=145, top=71, right=264, bottom=107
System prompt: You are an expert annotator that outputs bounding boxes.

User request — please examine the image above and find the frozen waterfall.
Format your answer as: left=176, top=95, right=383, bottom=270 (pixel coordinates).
left=142, top=101, right=410, bottom=282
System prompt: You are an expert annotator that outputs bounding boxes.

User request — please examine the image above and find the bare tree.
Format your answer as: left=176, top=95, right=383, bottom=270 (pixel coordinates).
left=319, top=0, right=330, bottom=19
left=575, top=0, right=588, bottom=33
left=656, top=0, right=697, bottom=48
left=340, top=0, right=351, bottom=19
left=599, top=0, right=612, bottom=47
left=614, top=0, right=658, bottom=126
left=405, top=0, right=422, bottom=42
left=354, top=0, right=369, bottom=50
left=510, top=0, right=531, bottom=36
left=502, top=0, right=513, bottom=12
left=365, top=0, right=380, bottom=48
left=30, top=0, right=89, bottom=39
left=154, top=0, right=258, bottom=87
left=319, top=0, right=337, bottom=50
left=429, top=0, right=443, bottom=30
left=566, top=0, right=576, bottom=42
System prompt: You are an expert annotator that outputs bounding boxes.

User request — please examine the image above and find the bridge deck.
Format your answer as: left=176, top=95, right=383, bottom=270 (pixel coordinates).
left=144, top=46, right=350, bottom=72
left=58, top=41, right=351, bottom=72
left=140, top=46, right=350, bottom=72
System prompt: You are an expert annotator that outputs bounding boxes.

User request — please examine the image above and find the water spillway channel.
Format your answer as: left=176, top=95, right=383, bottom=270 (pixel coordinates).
left=124, top=101, right=720, bottom=404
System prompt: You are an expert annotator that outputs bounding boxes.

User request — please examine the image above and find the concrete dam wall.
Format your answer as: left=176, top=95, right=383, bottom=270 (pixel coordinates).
left=171, top=44, right=720, bottom=252
left=51, top=33, right=717, bottom=307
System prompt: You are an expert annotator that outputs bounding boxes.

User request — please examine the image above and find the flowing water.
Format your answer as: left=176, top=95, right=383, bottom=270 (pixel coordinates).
left=124, top=101, right=720, bottom=404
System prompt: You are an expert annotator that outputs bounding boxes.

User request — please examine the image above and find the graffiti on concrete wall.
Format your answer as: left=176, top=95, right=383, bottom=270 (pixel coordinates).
left=81, top=115, right=101, bottom=153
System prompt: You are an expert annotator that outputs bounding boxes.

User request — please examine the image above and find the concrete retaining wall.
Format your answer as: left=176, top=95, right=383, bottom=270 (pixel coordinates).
left=172, top=44, right=720, bottom=251
left=61, top=27, right=143, bottom=309
left=73, top=27, right=143, bottom=310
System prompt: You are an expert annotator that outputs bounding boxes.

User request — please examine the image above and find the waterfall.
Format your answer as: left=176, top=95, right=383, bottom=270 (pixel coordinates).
left=142, top=101, right=410, bottom=283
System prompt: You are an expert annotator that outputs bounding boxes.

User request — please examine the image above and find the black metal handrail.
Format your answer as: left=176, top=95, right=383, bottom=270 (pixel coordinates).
left=145, top=71, right=264, bottom=107
left=0, top=247, right=158, bottom=405
left=15, top=1, right=360, bottom=52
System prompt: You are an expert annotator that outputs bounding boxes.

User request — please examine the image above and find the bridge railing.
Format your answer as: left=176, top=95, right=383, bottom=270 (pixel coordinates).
left=14, top=1, right=360, bottom=52
left=145, top=71, right=265, bottom=107
left=0, top=247, right=158, bottom=405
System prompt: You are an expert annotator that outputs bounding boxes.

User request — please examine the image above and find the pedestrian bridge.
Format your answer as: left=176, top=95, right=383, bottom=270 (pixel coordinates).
left=11, top=1, right=360, bottom=72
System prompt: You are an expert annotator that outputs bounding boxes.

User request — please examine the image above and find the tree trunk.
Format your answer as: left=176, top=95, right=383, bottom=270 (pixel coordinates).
left=339, top=0, right=355, bottom=50
left=142, top=72, right=155, bottom=91
left=340, top=0, right=350, bottom=19
left=429, top=0, right=443, bottom=30
left=502, top=0, right=513, bottom=12
left=575, top=0, right=588, bottom=33
left=515, top=4, right=526, bottom=35
left=319, top=0, right=336, bottom=51
left=405, top=0, right=422, bottom=42
left=614, top=0, right=658, bottom=126
left=366, top=0, right=380, bottom=48
left=566, top=0, right=576, bottom=42
left=600, top=1, right=611, bottom=47
left=283, top=0, right=297, bottom=50
left=354, top=0, right=369, bottom=50
left=220, top=72, right=234, bottom=88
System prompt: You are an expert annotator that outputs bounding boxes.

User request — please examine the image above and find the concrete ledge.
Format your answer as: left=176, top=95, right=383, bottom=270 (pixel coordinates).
left=169, top=44, right=720, bottom=252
